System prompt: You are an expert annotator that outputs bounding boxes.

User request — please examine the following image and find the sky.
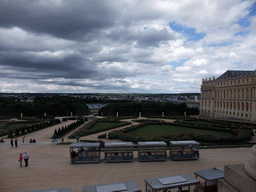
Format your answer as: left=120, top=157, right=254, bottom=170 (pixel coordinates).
left=0, top=0, right=256, bottom=93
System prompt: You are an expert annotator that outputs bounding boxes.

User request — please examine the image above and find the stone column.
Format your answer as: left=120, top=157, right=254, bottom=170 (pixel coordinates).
left=245, top=145, right=256, bottom=180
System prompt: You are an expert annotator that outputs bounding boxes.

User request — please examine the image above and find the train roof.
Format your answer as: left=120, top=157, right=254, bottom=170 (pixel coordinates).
left=138, top=141, right=167, bottom=147
left=104, top=142, right=133, bottom=148
left=169, top=141, right=200, bottom=145
left=69, top=142, right=100, bottom=148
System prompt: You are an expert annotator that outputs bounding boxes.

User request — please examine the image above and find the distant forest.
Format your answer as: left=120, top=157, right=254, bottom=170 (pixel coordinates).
left=99, top=101, right=199, bottom=117
left=0, top=97, right=90, bottom=117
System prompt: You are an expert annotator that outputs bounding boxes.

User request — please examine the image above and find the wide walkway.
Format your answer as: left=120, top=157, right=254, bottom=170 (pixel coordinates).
left=0, top=117, right=255, bottom=192
left=1, top=120, right=77, bottom=143
left=0, top=143, right=254, bottom=192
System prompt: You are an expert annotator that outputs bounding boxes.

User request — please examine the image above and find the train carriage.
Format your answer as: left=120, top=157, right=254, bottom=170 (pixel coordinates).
left=104, top=142, right=133, bottom=162
left=169, top=140, right=200, bottom=161
left=138, top=141, right=167, bottom=162
left=70, top=142, right=101, bottom=164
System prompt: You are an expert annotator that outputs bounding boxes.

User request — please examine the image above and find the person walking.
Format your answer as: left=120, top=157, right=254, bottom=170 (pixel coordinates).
left=15, top=139, right=18, bottom=148
left=22, top=136, right=25, bottom=143
left=10, top=139, right=13, bottom=148
left=24, top=152, right=29, bottom=167
left=19, top=153, right=23, bottom=167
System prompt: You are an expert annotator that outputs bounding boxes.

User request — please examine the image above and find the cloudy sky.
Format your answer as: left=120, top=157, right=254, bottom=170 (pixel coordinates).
left=1, top=0, right=256, bottom=93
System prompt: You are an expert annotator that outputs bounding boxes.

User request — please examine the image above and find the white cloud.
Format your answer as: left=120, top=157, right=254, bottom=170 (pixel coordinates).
left=0, top=0, right=255, bottom=93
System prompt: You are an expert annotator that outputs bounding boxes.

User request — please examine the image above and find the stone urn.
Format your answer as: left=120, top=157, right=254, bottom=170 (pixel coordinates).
left=245, top=145, right=256, bottom=180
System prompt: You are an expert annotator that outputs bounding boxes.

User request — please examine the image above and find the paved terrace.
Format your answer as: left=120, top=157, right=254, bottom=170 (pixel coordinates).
left=0, top=118, right=255, bottom=192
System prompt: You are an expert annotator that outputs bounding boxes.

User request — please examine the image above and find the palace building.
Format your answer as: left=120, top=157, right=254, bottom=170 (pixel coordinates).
left=200, top=70, right=256, bottom=122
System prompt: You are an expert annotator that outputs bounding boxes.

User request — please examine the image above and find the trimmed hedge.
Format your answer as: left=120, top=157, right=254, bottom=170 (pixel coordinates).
left=104, top=118, right=253, bottom=144
left=52, top=119, right=85, bottom=138
left=68, top=118, right=132, bottom=139
left=8, top=119, right=61, bottom=138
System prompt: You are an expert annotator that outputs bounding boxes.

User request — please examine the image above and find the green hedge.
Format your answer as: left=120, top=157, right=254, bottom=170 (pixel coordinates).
left=105, top=118, right=253, bottom=144
left=52, top=119, right=84, bottom=138
left=8, top=119, right=61, bottom=138
left=68, top=118, right=132, bottom=139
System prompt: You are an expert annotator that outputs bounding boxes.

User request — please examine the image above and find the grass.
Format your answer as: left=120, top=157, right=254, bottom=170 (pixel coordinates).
left=69, top=120, right=131, bottom=138
left=91, top=122, right=125, bottom=131
left=127, top=124, right=233, bottom=138
left=0, top=118, right=52, bottom=137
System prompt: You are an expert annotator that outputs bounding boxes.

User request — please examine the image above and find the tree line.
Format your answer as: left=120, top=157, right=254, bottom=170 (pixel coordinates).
left=99, top=101, right=199, bottom=117
left=0, top=97, right=90, bottom=117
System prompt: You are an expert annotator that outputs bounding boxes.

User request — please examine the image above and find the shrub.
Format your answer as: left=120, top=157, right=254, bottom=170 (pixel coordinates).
left=106, top=118, right=253, bottom=143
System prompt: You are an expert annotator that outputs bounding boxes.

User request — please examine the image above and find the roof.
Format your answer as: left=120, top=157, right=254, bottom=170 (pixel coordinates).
left=217, top=70, right=255, bottom=80
left=145, top=173, right=200, bottom=190
left=104, top=142, right=133, bottom=148
left=83, top=181, right=141, bottom=192
left=138, top=141, right=167, bottom=147
left=70, top=142, right=100, bottom=148
left=194, top=167, right=224, bottom=181
left=27, top=188, right=71, bottom=192
left=169, top=141, right=200, bottom=145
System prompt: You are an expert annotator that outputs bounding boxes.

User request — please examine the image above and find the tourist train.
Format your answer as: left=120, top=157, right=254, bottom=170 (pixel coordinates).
left=69, top=140, right=200, bottom=164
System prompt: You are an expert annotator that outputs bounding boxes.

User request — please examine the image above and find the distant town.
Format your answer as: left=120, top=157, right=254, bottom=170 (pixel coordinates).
left=0, top=92, right=201, bottom=109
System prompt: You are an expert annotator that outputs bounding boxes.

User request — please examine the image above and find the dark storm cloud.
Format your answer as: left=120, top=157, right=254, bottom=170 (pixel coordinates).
left=0, top=50, right=98, bottom=79
left=0, top=0, right=118, bottom=40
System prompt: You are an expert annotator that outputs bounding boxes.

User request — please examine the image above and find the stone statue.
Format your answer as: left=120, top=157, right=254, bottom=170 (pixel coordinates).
left=245, top=145, right=256, bottom=180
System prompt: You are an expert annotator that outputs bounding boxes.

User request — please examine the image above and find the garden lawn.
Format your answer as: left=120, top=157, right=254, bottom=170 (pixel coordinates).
left=0, top=122, right=37, bottom=137
left=91, top=122, right=126, bottom=131
left=127, top=125, right=233, bottom=138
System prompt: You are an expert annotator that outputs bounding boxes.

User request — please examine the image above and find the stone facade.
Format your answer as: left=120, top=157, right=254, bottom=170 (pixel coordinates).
left=200, top=70, right=256, bottom=122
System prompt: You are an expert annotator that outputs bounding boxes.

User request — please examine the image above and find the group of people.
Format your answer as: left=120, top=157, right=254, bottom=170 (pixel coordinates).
left=10, top=139, right=18, bottom=148
left=29, top=138, right=37, bottom=143
left=18, top=152, right=29, bottom=167
left=8, top=138, right=30, bottom=167
left=10, top=137, right=37, bottom=147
